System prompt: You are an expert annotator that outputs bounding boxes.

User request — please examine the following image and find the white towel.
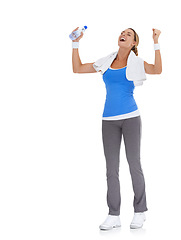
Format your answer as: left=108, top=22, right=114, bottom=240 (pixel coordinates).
left=93, top=50, right=146, bottom=86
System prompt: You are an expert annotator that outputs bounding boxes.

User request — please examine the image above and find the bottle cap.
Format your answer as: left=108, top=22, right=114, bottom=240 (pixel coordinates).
left=84, top=26, right=88, bottom=30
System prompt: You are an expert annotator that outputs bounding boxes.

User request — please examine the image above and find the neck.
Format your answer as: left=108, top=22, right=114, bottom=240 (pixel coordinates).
left=116, top=48, right=131, bottom=62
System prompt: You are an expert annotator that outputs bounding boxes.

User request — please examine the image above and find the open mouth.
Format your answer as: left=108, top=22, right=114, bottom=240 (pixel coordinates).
left=120, top=37, right=126, bottom=42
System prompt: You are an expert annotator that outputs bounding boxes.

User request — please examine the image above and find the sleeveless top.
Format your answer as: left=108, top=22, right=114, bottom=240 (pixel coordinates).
left=102, top=66, right=140, bottom=120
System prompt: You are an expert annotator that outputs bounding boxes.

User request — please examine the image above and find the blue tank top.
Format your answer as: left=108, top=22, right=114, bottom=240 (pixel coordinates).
left=102, top=66, right=138, bottom=117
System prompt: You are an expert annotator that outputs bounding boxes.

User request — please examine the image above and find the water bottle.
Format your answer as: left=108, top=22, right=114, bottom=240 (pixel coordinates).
left=69, top=26, right=88, bottom=40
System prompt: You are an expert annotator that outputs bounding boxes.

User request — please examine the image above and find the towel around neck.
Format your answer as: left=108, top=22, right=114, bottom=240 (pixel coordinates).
left=93, top=50, right=147, bottom=86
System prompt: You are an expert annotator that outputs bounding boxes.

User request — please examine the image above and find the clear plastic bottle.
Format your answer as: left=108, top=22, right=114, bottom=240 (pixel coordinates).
left=69, top=26, right=88, bottom=40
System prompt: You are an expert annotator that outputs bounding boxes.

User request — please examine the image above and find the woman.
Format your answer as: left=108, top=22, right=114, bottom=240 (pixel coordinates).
left=71, top=27, right=162, bottom=230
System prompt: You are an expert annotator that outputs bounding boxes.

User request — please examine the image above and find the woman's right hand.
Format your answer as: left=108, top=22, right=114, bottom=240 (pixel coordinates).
left=72, top=27, right=84, bottom=42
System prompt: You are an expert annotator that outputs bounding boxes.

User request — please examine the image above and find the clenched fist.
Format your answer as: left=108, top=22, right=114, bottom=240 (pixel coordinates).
left=152, top=28, right=161, bottom=43
left=71, top=27, right=84, bottom=42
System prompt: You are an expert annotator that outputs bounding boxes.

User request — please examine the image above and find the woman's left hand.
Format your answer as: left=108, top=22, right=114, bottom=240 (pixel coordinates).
left=152, top=28, right=161, bottom=43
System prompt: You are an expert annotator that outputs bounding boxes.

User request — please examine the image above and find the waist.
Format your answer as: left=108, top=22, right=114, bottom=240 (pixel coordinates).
left=102, top=109, right=140, bottom=120
left=103, top=97, right=138, bottom=118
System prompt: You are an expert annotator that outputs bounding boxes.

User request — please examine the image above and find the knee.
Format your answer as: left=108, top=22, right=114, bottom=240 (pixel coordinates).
left=129, top=164, right=144, bottom=176
left=106, top=169, right=119, bottom=179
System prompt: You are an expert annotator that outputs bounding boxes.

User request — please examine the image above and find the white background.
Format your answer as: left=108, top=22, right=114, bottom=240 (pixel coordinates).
left=0, top=0, right=181, bottom=239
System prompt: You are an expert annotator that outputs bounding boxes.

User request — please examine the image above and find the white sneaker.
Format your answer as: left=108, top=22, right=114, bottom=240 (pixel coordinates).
left=130, top=212, right=146, bottom=229
left=99, top=215, right=121, bottom=230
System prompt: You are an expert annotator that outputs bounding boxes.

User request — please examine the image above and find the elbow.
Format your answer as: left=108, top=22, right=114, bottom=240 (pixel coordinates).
left=155, top=70, right=162, bottom=74
left=157, top=68, right=162, bottom=74
left=73, top=66, right=81, bottom=73
left=154, top=67, right=162, bottom=74
left=73, top=69, right=79, bottom=73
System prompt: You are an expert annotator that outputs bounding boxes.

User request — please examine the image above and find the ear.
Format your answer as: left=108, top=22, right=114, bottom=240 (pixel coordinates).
left=132, top=40, right=137, bottom=47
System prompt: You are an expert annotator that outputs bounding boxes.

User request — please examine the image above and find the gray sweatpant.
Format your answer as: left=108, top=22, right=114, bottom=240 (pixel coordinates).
left=102, top=116, right=148, bottom=216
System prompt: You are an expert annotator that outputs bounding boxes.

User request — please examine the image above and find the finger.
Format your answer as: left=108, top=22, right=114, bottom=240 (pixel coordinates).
left=76, top=36, right=81, bottom=41
left=77, top=32, right=83, bottom=40
left=72, top=27, right=79, bottom=32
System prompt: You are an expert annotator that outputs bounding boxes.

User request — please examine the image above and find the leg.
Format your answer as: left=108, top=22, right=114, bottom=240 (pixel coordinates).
left=102, top=120, right=123, bottom=216
left=122, top=116, right=148, bottom=212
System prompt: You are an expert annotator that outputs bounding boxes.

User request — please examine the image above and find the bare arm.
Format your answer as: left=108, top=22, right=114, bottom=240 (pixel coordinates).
left=144, top=28, right=162, bottom=74
left=72, top=48, right=97, bottom=73
left=71, top=27, right=97, bottom=74
left=144, top=50, right=162, bottom=74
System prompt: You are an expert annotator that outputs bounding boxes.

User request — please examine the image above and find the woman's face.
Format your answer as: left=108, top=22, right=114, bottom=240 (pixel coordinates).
left=118, top=29, right=136, bottom=50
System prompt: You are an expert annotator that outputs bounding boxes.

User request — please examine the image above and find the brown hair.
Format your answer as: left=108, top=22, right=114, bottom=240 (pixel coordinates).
left=128, top=28, right=139, bottom=56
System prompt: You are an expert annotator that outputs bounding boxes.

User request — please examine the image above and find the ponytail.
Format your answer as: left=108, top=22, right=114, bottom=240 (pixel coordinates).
left=131, top=45, right=138, bottom=56
left=129, top=28, right=139, bottom=56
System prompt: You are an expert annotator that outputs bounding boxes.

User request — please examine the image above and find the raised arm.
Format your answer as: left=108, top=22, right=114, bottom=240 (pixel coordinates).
left=71, top=27, right=97, bottom=74
left=144, top=28, right=162, bottom=74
